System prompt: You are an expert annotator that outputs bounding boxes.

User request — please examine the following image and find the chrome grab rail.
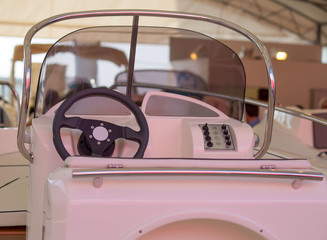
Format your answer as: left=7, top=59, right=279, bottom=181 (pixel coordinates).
left=18, top=10, right=276, bottom=162
left=72, top=167, right=323, bottom=189
left=72, top=167, right=323, bottom=181
left=246, top=98, right=327, bottom=127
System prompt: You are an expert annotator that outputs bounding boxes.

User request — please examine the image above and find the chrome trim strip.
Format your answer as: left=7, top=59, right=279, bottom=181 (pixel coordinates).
left=72, top=168, right=323, bottom=181
left=18, top=10, right=276, bottom=161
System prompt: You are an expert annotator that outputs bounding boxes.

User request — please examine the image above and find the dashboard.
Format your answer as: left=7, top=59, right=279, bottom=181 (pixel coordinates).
left=42, top=90, right=255, bottom=160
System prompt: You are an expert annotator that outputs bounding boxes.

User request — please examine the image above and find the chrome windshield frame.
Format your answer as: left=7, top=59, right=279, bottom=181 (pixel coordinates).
left=18, top=10, right=276, bottom=162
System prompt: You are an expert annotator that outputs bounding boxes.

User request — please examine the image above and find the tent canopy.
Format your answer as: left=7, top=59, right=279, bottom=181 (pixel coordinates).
left=0, top=0, right=326, bottom=44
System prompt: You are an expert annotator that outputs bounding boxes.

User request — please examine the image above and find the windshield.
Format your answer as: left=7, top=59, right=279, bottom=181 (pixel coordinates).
left=35, top=26, right=246, bottom=119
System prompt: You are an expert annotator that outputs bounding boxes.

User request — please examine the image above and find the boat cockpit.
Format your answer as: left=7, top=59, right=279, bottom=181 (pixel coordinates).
left=16, top=10, right=327, bottom=240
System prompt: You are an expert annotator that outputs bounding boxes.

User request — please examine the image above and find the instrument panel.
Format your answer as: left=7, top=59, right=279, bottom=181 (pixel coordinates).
left=199, top=123, right=235, bottom=150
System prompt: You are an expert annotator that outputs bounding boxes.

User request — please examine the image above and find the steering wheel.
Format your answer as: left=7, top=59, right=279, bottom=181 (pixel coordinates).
left=53, top=88, right=149, bottom=160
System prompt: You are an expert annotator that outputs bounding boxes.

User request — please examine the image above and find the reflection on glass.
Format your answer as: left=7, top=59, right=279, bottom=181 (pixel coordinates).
left=36, top=26, right=245, bottom=120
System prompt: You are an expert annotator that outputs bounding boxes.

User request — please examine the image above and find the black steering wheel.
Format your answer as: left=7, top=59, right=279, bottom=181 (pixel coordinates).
left=53, top=88, right=149, bottom=160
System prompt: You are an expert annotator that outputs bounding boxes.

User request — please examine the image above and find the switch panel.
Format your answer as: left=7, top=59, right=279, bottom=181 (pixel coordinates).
left=199, top=123, right=235, bottom=150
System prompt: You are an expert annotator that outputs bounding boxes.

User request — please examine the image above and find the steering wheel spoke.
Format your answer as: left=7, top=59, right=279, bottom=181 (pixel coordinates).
left=61, top=116, right=81, bottom=129
left=123, top=127, right=144, bottom=143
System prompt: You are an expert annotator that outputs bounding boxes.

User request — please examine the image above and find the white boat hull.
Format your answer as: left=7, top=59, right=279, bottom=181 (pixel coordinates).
left=43, top=164, right=327, bottom=240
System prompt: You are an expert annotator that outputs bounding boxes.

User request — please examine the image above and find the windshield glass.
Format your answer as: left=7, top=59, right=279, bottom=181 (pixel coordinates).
left=35, top=26, right=246, bottom=119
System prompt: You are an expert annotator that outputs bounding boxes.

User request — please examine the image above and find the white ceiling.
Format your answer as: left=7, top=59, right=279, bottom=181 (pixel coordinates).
left=211, top=0, right=327, bottom=44
left=0, top=0, right=326, bottom=44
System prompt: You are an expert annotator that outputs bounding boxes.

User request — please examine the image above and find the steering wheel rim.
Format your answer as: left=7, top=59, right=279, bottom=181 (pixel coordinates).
left=53, top=88, right=149, bottom=160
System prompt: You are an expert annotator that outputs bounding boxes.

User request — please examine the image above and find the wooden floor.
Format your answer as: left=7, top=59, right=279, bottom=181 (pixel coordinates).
left=0, top=226, right=26, bottom=240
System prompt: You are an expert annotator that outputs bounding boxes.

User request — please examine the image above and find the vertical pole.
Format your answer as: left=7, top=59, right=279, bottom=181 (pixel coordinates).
left=316, top=23, right=321, bottom=45
left=126, top=15, right=139, bottom=98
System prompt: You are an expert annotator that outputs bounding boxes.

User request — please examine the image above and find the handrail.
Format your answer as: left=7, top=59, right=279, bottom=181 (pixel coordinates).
left=245, top=98, right=327, bottom=127
left=72, top=168, right=323, bottom=180
left=18, top=10, right=276, bottom=162
left=72, top=167, right=324, bottom=189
